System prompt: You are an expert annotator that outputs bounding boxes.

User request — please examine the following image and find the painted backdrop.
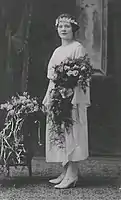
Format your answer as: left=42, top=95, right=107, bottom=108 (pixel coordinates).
left=76, top=0, right=107, bottom=75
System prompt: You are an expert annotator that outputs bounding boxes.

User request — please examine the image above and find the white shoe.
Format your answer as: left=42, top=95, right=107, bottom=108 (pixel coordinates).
left=54, top=176, right=78, bottom=189
left=49, top=173, right=65, bottom=184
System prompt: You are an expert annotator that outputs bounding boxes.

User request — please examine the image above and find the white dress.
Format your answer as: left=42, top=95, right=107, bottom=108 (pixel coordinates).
left=42, top=41, right=90, bottom=166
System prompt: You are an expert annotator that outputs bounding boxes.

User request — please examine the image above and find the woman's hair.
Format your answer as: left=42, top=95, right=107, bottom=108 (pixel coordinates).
left=55, top=13, right=80, bottom=33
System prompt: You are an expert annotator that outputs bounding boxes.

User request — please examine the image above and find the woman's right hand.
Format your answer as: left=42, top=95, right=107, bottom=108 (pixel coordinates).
left=41, top=102, right=52, bottom=114
left=41, top=104, right=47, bottom=114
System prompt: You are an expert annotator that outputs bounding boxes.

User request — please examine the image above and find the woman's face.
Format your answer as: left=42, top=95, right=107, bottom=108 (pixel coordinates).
left=57, top=20, right=73, bottom=41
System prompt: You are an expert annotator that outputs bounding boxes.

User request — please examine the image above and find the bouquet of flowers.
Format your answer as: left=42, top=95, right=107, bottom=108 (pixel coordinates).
left=48, top=54, right=93, bottom=147
left=52, top=53, right=93, bottom=93
left=0, top=92, right=42, bottom=169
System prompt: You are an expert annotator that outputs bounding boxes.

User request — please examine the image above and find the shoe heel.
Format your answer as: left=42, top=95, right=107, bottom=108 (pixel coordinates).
left=73, top=178, right=78, bottom=187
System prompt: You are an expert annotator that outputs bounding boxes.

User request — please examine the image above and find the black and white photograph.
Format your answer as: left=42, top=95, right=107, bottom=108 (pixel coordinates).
left=0, top=0, right=121, bottom=199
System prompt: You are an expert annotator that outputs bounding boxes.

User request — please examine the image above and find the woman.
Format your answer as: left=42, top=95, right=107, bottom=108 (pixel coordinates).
left=42, top=13, right=90, bottom=189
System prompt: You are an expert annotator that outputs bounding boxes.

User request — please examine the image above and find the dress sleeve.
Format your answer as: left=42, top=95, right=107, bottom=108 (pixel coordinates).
left=71, top=44, right=90, bottom=107
left=74, top=44, right=86, bottom=59
left=47, top=50, right=56, bottom=80
left=42, top=50, right=56, bottom=107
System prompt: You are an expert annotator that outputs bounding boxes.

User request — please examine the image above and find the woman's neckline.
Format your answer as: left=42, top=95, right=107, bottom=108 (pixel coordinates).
left=61, top=40, right=75, bottom=47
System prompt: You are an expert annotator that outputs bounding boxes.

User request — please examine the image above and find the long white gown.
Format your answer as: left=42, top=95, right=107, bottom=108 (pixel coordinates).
left=42, top=41, right=90, bottom=166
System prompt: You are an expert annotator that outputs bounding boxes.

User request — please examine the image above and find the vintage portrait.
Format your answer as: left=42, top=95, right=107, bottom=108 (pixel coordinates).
left=0, top=0, right=121, bottom=199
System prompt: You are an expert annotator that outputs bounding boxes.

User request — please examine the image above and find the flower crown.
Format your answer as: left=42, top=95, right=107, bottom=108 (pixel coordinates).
left=55, top=17, right=78, bottom=26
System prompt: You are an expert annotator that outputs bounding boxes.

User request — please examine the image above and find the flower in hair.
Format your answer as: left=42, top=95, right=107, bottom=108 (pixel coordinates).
left=55, top=17, right=78, bottom=26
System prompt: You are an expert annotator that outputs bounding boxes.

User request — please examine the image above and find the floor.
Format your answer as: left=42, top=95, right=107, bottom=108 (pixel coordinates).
left=0, top=157, right=121, bottom=200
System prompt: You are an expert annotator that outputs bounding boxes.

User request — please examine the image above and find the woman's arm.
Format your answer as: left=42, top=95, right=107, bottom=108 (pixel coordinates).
left=42, top=80, right=54, bottom=105
left=42, top=50, right=56, bottom=111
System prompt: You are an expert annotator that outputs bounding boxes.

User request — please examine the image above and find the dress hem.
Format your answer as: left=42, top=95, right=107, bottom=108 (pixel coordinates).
left=46, top=155, right=89, bottom=164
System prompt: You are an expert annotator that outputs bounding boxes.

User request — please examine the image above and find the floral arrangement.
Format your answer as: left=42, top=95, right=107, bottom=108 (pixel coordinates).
left=48, top=54, right=93, bottom=147
left=0, top=92, right=41, bottom=170
left=55, top=17, right=78, bottom=26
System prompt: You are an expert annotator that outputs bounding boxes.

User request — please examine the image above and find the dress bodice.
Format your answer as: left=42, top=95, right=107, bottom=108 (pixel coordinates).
left=47, top=41, right=85, bottom=79
left=46, top=41, right=90, bottom=107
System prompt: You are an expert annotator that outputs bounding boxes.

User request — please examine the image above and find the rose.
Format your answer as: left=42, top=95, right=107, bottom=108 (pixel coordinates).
left=32, top=100, right=37, bottom=104
left=11, top=100, right=17, bottom=106
left=81, top=66, right=86, bottom=71
left=64, top=65, right=70, bottom=70
left=67, top=70, right=73, bottom=76
left=60, top=88, right=66, bottom=98
left=72, top=70, right=79, bottom=76
left=65, top=88, right=73, bottom=98
left=21, top=100, right=26, bottom=104
left=87, top=78, right=91, bottom=82
left=20, top=105, right=26, bottom=112
left=26, top=103, right=33, bottom=108
left=23, top=92, right=28, bottom=96
left=33, top=105, right=39, bottom=112
left=72, top=64, right=79, bottom=70
left=58, top=66, right=63, bottom=72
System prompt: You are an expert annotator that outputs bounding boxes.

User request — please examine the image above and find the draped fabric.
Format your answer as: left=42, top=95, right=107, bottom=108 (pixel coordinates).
left=43, top=41, right=90, bottom=166
left=5, top=3, right=32, bottom=95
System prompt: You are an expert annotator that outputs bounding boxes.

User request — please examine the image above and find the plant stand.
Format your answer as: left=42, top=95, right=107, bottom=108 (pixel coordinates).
left=1, top=114, right=41, bottom=177
left=6, top=158, right=32, bottom=177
